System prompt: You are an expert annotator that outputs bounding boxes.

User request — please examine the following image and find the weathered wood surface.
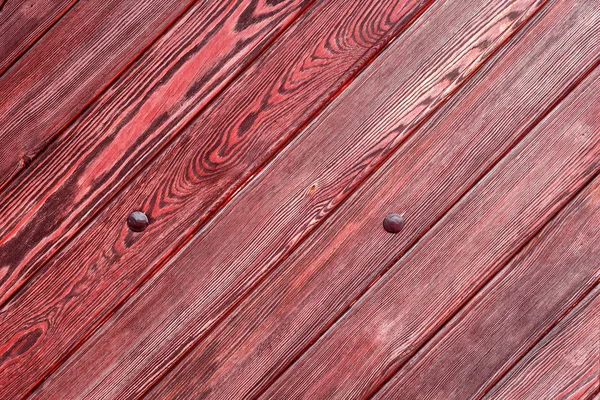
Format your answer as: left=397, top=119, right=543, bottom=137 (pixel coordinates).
left=374, top=175, right=600, bottom=399
left=28, top=0, right=572, bottom=398
left=2, top=0, right=597, bottom=398
left=0, top=0, right=313, bottom=304
left=261, top=54, right=600, bottom=400
left=485, top=286, right=600, bottom=399
left=141, top=1, right=600, bottom=397
left=0, top=0, right=437, bottom=398
left=0, top=0, right=76, bottom=76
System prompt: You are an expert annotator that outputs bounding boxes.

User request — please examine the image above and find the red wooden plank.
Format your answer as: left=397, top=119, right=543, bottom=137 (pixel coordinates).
left=261, top=62, right=600, bottom=398
left=374, top=175, right=600, bottom=399
left=139, top=2, right=600, bottom=398
left=27, top=0, right=569, bottom=398
left=0, top=0, right=313, bottom=303
left=485, top=287, right=600, bottom=399
left=0, top=0, right=76, bottom=76
left=0, top=0, right=300, bottom=192
left=0, top=0, right=435, bottom=397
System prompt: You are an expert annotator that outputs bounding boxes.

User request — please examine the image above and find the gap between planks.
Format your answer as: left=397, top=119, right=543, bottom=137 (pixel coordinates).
left=485, top=284, right=600, bottom=399
left=0, top=0, right=79, bottom=77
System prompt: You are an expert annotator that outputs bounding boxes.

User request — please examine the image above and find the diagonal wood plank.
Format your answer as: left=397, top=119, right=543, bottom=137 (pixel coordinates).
left=374, top=175, right=600, bottom=399
left=0, top=0, right=204, bottom=190
left=0, top=0, right=315, bottom=303
left=141, top=2, right=600, bottom=398
left=26, top=0, right=564, bottom=398
left=485, top=286, right=600, bottom=399
left=0, top=0, right=436, bottom=398
left=262, top=61, right=600, bottom=398
left=0, top=0, right=77, bottom=76
left=0, top=0, right=312, bottom=193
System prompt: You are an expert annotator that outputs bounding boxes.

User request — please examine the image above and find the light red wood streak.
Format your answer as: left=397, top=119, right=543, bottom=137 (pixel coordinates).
left=0, top=0, right=213, bottom=190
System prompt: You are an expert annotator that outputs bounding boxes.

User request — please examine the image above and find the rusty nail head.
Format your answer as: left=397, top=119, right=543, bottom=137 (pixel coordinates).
left=127, top=211, right=149, bottom=232
left=383, top=213, right=404, bottom=234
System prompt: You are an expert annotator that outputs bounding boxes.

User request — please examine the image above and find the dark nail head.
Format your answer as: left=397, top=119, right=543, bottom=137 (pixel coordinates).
left=127, top=211, right=149, bottom=232
left=383, top=213, right=404, bottom=234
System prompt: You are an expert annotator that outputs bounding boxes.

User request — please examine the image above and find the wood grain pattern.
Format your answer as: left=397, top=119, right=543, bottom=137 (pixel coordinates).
left=142, top=2, right=600, bottom=398
left=374, top=175, right=600, bottom=399
left=0, top=0, right=76, bottom=76
left=0, top=0, right=312, bottom=304
left=262, top=56, right=600, bottom=400
left=0, top=0, right=436, bottom=398
left=485, top=286, right=600, bottom=399
left=26, top=0, right=572, bottom=398
left=0, top=0, right=278, bottom=192
left=17, top=0, right=546, bottom=398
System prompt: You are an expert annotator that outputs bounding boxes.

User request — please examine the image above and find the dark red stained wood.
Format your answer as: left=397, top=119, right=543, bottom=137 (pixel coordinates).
left=261, top=62, right=600, bottom=398
left=374, top=175, right=600, bottom=399
left=140, top=2, right=600, bottom=397
left=0, top=0, right=298, bottom=193
left=485, top=286, right=600, bottom=399
left=0, top=0, right=76, bottom=76
left=0, top=0, right=312, bottom=304
left=0, top=0, right=436, bottom=397
left=27, top=0, right=573, bottom=398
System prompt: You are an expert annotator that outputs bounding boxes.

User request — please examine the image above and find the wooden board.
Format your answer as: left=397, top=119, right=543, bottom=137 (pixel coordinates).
left=30, top=0, right=591, bottom=398
left=0, top=0, right=76, bottom=76
left=139, top=1, right=600, bottom=397
left=0, top=0, right=304, bottom=191
left=0, top=0, right=314, bottom=303
left=485, top=287, right=600, bottom=399
left=374, top=176, right=600, bottom=399
left=261, top=60, right=600, bottom=398
left=1, top=0, right=597, bottom=398
left=0, top=0, right=435, bottom=398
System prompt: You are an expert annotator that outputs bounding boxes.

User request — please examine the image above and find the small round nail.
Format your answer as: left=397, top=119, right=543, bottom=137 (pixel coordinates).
left=383, top=213, right=404, bottom=234
left=127, top=211, right=149, bottom=232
